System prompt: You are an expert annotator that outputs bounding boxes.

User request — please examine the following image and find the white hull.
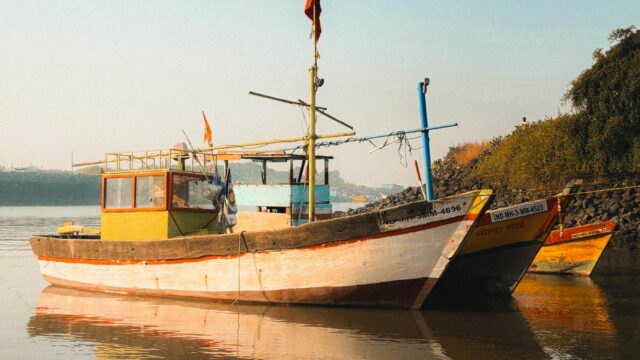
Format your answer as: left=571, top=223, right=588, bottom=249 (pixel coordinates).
left=33, top=191, right=492, bottom=308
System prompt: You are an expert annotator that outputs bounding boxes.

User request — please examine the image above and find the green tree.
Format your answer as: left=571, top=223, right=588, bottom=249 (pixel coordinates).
left=564, top=26, right=640, bottom=175
left=470, top=115, right=581, bottom=189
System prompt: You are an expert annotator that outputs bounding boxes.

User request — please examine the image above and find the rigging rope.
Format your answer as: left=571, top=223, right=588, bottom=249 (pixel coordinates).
left=288, top=130, right=425, bottom=167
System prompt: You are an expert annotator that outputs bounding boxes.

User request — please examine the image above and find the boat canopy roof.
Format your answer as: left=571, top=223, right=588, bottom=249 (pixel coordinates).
left=216, top=150, right=333, bottom=162
left=78, top=147, right=331, bottom=176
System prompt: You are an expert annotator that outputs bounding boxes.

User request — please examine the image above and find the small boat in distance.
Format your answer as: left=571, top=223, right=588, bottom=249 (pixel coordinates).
left=528, top=221, right=616, bottom=276
left=351, top=194, right=367, bottom=203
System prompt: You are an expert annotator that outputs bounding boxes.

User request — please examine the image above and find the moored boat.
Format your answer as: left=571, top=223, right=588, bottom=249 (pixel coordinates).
left=425, top=197, right=562, bottom=302
left=28, top=1, right=496, bottom=309
left=528, top=220, right=616, bottom=276
left=29, top=150, right=494, bottom=309
left=425, top=181, right=576, bottom=302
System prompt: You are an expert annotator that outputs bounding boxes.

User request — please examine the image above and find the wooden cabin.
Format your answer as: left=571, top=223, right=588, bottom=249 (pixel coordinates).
left=219, top=152, right=333, bottom=232
left=96, top=148, right=332, bottom=239
left=99, top=147, right=226, bottom=240
left=101, top=170, right=227, bottom=240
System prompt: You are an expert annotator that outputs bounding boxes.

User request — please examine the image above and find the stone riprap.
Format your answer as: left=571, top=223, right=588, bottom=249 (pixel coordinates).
left=335, top=174, right=639, bottom=252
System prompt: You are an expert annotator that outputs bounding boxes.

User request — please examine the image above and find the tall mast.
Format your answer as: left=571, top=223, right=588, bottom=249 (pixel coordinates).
left=306, top=1, right=319, bottom=223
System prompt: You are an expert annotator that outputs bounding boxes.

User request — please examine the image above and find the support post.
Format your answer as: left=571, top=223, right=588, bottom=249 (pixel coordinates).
left=324, top=158, right=329, bottom=185
left=418, top=80, right=435, bottom=200
left=289, top=159, right=294, bottom=185
left=308, top=66, right=317, bottom=222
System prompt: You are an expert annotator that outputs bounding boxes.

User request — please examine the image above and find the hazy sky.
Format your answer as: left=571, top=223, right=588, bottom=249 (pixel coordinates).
left=1, top=1, right=637, bottom=186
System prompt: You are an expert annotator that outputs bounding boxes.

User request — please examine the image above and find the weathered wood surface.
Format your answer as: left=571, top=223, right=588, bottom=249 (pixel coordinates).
left=31, top=194, right=480, bottom=261
left=233, top=212, right=291, bottom=233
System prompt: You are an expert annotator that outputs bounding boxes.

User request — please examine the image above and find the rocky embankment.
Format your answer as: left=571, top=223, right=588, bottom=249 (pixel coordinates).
left=335, top=168, right=640, bottom=253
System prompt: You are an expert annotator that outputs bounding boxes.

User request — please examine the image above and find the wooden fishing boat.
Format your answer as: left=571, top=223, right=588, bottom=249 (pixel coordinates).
left=426, top=182, right=575, bottom=301
left=528, top=221, right=616, bottom=276
left=29, top=2, right=495, bottom=309
left=29, top=148, right=493, bottom=309
left=425, top=197, right=561, bottom=302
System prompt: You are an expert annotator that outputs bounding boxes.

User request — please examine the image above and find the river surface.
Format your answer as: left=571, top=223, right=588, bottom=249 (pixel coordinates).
left=1, top=206, right=638, bottom=359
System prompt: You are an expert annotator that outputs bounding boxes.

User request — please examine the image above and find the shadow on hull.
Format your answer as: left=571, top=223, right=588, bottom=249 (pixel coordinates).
left=424, top=241, right=543, bottom=308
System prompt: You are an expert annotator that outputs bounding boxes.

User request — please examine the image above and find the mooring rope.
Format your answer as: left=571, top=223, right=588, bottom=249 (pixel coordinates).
left=232, top=231, right=248, bottom=305
left=565, top=184, right=640, bottom=197
left=510, top=179, right=640, bottom=196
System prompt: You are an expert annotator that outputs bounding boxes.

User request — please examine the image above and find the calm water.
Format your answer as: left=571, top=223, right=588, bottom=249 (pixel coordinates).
left=1, top=206, right=638, bottom=359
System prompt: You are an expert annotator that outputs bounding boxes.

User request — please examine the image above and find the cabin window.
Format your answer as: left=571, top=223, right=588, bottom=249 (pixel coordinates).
left=104, top=177, right=132, bottom=209
left=172, top=175, right=214, bottom=209
left=135, top=176, right=165, bottom=208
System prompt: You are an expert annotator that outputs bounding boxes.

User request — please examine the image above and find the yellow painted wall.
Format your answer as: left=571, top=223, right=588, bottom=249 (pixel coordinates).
left=101, top=211, right=169, bottom=241
left=168, top=211, right=224, bottom=237
left=101, top=211, right=224, bottom=240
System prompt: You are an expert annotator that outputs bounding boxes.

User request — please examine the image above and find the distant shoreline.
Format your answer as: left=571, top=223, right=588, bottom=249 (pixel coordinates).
left=0, top=169, right=402, bottom=206
left=0, top=171, right=99, bottom=206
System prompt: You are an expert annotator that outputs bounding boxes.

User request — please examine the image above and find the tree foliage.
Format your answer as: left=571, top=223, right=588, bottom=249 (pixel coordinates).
left=564, top=26, right=640, bottom=175
left=470, top=116, right=582, bottom=189
left=466, top=26, right=639, bottom=189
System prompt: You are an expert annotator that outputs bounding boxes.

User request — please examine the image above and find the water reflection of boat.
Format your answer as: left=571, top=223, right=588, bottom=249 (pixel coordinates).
left=28, top=286, right=547, bottom=359
left=529, top=221, right=616, bottom=275
left=28, top=286, right=439, bottom=359
left=424, top=309, right=545, bottom=359
left=514, top=274, right=616, bottom=359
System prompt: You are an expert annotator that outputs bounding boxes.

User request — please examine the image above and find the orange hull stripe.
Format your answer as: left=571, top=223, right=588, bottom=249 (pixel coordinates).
left=545, top=221, right=616, bottom=246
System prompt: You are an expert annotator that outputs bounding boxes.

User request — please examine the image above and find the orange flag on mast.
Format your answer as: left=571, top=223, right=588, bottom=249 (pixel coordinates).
left=304, top=0, right=321, bottom=43
left=202, top=111, right=213, bottom=146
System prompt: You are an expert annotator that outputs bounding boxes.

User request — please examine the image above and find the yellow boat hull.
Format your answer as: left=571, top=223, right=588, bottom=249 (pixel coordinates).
left=529, top=221, right=616, bottom=276
left=426, top=198, right=559, bottom=301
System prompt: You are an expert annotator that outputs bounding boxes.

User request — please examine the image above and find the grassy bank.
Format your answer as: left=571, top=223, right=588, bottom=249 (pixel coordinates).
left=439, top=27, right=640, bottom=190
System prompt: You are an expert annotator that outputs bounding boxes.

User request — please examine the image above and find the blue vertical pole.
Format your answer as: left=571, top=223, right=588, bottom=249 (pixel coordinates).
left=418, top=81, right=435, bottom=200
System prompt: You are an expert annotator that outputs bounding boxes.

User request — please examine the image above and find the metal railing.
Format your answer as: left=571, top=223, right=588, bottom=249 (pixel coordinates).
left=102, top=149, right=218, bottom=175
